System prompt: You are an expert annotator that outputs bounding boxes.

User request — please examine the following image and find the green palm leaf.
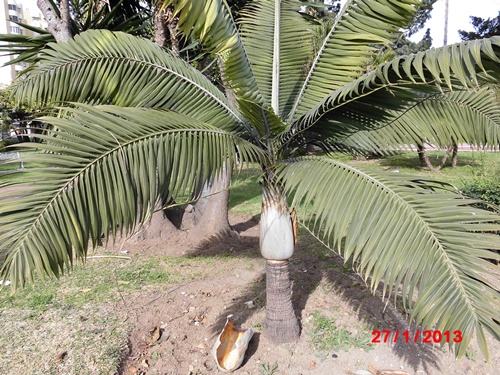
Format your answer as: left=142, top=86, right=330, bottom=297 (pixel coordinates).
left=0, top=105, right=264, bottom=290
left=288, top=0, right=422, bottom=120
left=277, top=156, right=500, bottom=360
left=160, top=0, right=273, bottom=133
left=343, top=87, right=500, bottom=153
left=12, top=30, right=256, bottom=137
left=0, top=0, right=150, bottom=68
left=279, top=37, right=500, bottom=152
left=238, top=0, right=313, bottom=117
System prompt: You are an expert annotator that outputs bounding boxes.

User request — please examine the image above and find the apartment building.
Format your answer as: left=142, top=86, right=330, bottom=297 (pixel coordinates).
left=0, top=0, right=46, bottom=86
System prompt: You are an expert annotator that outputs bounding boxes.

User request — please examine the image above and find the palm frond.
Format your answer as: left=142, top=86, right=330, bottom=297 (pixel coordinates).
left=0, top=105, right=265, bottom=290
left=238, top=0, right=313, bottom=118
left=277, top=156, right=500, bottom=360
left=279, top=37, right=500, bottom=152
left=343, top=87, right=500, bottom=154
left=289, top=0, right=422, bottom=120
left=160, top=0, right=271, bottom=134
left=0, top=0, right=150, bottom=69
left=0, top=29, right=54, bottom=67
left=12, top=30, right=256, bottom=137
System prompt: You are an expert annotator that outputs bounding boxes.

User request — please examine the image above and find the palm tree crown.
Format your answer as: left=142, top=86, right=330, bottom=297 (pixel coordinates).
left=1, top=0, right=500, bottom=362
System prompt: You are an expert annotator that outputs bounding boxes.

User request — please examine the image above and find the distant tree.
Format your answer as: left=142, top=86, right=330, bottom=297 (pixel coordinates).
left=391, top=0, right=436, bottom=55
left=459, top=12, right=500, bottom=41
left=392, top=28, right=433, bottom=56
left=0, top=87, right=40, bottom=142
left=0, top=0, right=152, bottom=68
left=406, top=0, right=437, bottom=36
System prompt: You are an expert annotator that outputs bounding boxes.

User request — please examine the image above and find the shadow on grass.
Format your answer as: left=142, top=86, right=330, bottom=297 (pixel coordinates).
left=179, top=219, right=442, bottom=373
left=375, top=151, right=483, bottom=171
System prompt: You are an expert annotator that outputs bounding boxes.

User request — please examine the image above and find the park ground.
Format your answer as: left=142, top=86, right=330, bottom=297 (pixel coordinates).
left=0, top=150, right=499, bottom=375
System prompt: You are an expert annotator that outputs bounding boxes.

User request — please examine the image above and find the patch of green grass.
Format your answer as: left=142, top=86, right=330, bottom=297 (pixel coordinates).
left=308, top=310, right=374, bottom=353
left=343, top=150, right=500, bottom=189
left=229, top=167, right=262, bottom=216
left=0, top=254, right=194, bottom=310
left=251, top=321, right=263, bottom=330
left=259, top=362, right=279, bottom=375
left=465, top=348, right=478, bottom=361
left=29, top=292, right=54, bottom=310
left=0, top=306, right=130, bottom=375
left=0, top=251, right=233, bottom=375
left=0, top=149, right=47, bottom=183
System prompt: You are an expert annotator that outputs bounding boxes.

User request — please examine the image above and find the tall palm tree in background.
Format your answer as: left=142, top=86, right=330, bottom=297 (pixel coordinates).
left=1, top=0, right=500, bottom=359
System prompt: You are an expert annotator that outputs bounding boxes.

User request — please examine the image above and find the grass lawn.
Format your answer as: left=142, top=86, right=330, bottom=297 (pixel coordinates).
left=335, top=150, right=500, bottom=189
left=0, top=150, right=498, bottom=374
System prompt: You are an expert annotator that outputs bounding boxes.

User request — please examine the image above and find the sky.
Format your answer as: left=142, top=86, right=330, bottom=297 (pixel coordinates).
left=410, top=0, right=500, bottom=47
left=23, top=0, right=500, bottom=48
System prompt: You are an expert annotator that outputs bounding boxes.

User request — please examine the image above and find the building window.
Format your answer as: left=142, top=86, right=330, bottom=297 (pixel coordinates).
left=8, top=4, right=17, bottom=11
left=10, top=26, right=21, bottom=34
left=9, top=15, right=19, bottom=22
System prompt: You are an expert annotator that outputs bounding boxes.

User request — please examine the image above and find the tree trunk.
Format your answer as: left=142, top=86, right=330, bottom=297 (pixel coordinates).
left=166, top=9, right=180, bottom=56
left=149, top=7, right=231, bottom=239
left=417, top=145, right=438, bottom=172
left=153, top=6, right=179, bottom=55
left=435, top=145, right=453, bottom=171
left=37, top=0, right=72, bottom=42
left=451, top=142, right=458, bottom=168
left=153, top=8, right=169, bottom=48
left=182, top=164, right=232, bottom=237
left=417, top=143, right=427, bottom=167
left=264, top=260, right=300, bottom=344
left=417, top=144, right=455, bottom=172
left=260, top=184, right=299, bottom=343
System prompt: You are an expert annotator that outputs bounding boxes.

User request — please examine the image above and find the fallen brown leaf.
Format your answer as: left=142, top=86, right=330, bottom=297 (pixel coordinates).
left=149, top=326, right=161, bottom=344
left=54, top=351, right=68, bottom=363
left=368, top=363, right=411, bottom=375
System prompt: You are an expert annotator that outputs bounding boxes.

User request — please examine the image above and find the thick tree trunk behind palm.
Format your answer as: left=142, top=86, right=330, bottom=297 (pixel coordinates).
left=137, top=8, right=232, bottom=240
left=183, top=165, right=232, bottom=237
left=260, top=184, right=300, bottom=343
left=37, top=0, right=72, bottom=42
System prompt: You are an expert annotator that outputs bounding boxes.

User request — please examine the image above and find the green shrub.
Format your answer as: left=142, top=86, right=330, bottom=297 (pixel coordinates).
left=0, top=140, right=4, bottom=152
left=462, top=178, right=500, bottom=212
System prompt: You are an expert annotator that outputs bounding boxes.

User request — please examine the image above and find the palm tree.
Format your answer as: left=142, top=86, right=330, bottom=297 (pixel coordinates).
left=1, top=0, right=500, bottom=360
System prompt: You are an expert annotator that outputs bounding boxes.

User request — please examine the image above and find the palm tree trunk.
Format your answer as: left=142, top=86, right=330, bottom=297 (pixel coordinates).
left=435, top=145, right=453, bottom=170
left=417, top=143, right=427, bottom=167
left=264, top=259, right=300, bottom=343
left=37, top=0, right=72, bottom=42
left=417, top=144, right=437, bottom=172
left=260, top=184, right=299, bottom=343
left=451, top=142, right=458, bottom=168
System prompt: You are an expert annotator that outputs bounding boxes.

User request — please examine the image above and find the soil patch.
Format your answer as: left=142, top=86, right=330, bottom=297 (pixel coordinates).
left=114, top=214, right=500, bottom=375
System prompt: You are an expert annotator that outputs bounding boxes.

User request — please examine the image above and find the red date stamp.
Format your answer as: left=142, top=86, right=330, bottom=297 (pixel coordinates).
left=371, top=330, right=462, bottom=344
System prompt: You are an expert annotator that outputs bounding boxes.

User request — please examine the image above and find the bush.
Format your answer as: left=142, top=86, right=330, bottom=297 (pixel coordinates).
left=462, top=178, right=500, bottom=212
left=0, top=140, right=4, bottom=152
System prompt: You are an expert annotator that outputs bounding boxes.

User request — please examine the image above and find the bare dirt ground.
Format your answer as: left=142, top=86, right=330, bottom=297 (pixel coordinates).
left=112, top=214, right=500, bottom=375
